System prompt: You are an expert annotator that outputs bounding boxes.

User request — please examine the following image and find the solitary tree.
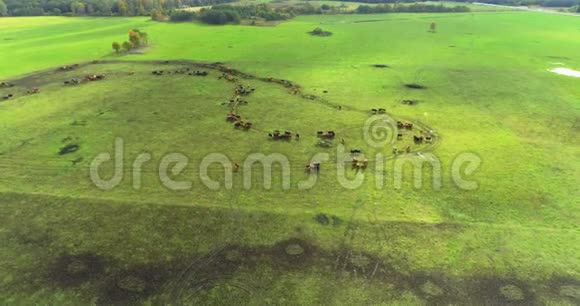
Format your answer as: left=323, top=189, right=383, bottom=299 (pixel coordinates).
left=122, top=41, right=133, bottom=51
left=112, top=41, right=121, bottom=53
left=430, top=21, right=437, bottom=33
left=129, top=30, right=142, bottom=47
left=0, top=0, right=8, bottom=17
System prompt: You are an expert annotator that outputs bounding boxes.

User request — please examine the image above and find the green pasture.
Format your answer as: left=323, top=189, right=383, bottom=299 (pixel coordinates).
left=0, top=10, right=579, bottom=305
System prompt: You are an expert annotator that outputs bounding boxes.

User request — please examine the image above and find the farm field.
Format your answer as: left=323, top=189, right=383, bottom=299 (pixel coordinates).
left=0, top=9, right=579, bottom=306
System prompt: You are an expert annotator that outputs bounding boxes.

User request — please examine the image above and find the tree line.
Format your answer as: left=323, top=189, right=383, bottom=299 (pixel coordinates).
left=168, top=2, right=470, bottom=25
left=319, top=0, right=579, bottom=8
left=169, top=3, right=297, bottom=24
left=0, top=0, right=235, bottom=17
left=356, top=3, right=470, bottom=13
left=444, top=0, right=580, bottom=7
left=0, top=0, right=578, bottom=17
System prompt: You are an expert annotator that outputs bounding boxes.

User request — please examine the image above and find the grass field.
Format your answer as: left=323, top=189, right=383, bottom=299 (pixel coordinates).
left=0, top=9, right=579, bottom=305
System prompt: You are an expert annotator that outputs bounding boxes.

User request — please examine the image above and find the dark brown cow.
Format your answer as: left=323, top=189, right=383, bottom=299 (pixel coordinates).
left=317, top=131, right=336, bottom=139
left=226, top=113, right=240, bottom=122
left=413, top=135, right=424, bottom=144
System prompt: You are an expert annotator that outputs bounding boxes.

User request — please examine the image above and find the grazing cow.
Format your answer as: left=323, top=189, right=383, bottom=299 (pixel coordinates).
left=269, top=131, right=292, bottom=141
left=2, top=94, right=14, bottom=100
left=219, top=73, right=237, bottom=82
left=234, top=120, right=244, bottom=128
left=413, top=135, right=424, bottom=144
left=281, top=131, right=293, bottom=140
left=27, top=88, right=40, bottom=94
left=235, top=85, right=255, bottom=96
left=371, top=108, right=378, bottom=114
left=378, top=108, right=386, bottom=114
left=425, top=136, right=433, bottom=143
left=243, top=122, right=252, bottom=130
left=397, top=121, right=413, bottom=130
left=85, top=75, right=105, bottom=81
left=318, top=131, right=336, bottom=139
left=360, top=159, right=368, bottom=169
left=58, top=64, right=79, bottom=71
left=352, top=159, right=368, bottom=170
left=397, top=133, right=403, bottom=141
left=306, top=162, right=321, bottom=173
left=392, top=147, right=398, bottom=155
left=226, top=113, right=240, bottom=122
left=0, top=82, right=14, bottom=88
left=350, top=149, right=362, bottom=155
left=152, top=70, right=165, bottom=75
left=64, top=78, right=82, bottom=85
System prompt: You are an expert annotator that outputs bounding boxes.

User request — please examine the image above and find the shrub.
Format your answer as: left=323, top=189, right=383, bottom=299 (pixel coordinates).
left=199, top=9, right=240, bottom=24
left=310, top=27, right=332, bottom=36
left=169, top=10, right=197, bottom=21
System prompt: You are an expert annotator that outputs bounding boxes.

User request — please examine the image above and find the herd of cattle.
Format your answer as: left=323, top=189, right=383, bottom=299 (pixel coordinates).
left=218, top=73, right=238, bottom=82
left=1, top=82, right=15, bottom=100
left=223, top=83, right=258, bottom=131
left=64, top=74, right=105, bottom=85
left=268, top=130, right=297, bottom=141
left=1, top=81, right=41, bottom=100
left=2, top=64, right=436, bottom=176
left=226, top=112, right=253, bottom=130
left=152, top=68, right=209, bottom=76
left=371, top=108, right=387, bottom=114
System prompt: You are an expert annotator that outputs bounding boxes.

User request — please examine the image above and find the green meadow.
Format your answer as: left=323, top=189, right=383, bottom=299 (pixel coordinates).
left=0, top=8, right=579, bottom=305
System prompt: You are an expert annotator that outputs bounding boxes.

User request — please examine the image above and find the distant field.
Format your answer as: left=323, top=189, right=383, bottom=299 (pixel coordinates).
left=0, top=10, right=579, bottom=305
